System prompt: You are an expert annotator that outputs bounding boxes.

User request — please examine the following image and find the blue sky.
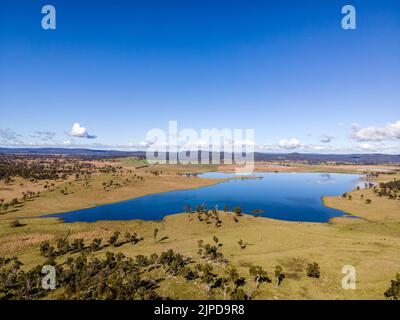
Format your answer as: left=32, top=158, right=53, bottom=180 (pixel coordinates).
left=0, top=0, right=399, bottom=153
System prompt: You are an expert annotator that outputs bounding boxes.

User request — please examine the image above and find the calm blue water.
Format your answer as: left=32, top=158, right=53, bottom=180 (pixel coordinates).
left=44, top=172, right=362, bottom=223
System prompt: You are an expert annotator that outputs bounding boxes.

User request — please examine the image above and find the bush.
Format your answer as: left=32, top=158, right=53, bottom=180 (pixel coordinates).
left=306, top=262, right=320, bottom=278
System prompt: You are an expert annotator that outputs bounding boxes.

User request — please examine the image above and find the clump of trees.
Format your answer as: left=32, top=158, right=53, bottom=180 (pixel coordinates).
left=0, top=155, right=96, bottom=182
left=191, top=205, right=223, bottom=228
left=0, top=249, right=193, bottom=300
left=373, top=180, right=400, bottom=200
left=39, top=230, right=144, bottom=259
left=0, top=256, right=49, bottom=300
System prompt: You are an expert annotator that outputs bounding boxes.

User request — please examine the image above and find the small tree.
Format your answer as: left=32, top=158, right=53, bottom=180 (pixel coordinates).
left=71, top=238, right=85, bottom=252
left=153, top=228, right=158, bottom=243
left=234, top=206, right=242, bottom=216
left=238, top=239, right=247, bottom=249
left=108, top=231, right=120, bottom=247
left=274, top=265, right=285, bottom=287
left=39, top=241, right=55, bottom=258
left=213, top=236, right=219, bottom=246
left=197, top=240, right=204, bottom=257
left=249, top=265, right=270, bottom=288
left=196, top=263, right=216, bottom=294
left=90, top=238, right=102, bottom=251
left=228, top=268, right=239, bottom=288
left=306, top=262, right=321, bottom=278
left=56, top=237, right=70, bottom=253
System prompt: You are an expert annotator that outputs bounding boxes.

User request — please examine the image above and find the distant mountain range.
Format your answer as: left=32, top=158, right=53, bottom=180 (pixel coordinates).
left=0, top=148, right=136, bottom=157
left=1, top=148, right=399, bottom=164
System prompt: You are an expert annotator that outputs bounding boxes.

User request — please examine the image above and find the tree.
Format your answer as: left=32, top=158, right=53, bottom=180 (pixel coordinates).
left=384, top=273, right=400, bottom=300
left=274, top=265, right=285, bottom=287
left=306, top=262, right=321, bottom=278
left=249, top=265, right=270, bottom=288
left=238, top=239, right=247, bottom=249
left=70, top=238, right=85, bottom=252
left=194, top=263, right=217, bottom=294
left=227, top=267, right=245, bottom=290
left=213, top=236, right=219, bottom=245
left=90, top=238, right=102, bottom=251
left=39, top=241, right=55, bottom=258
left=125, top=232, right=142, bottom=245
left=108, top=231, right=120, bottom=247
left=153, top=228, right=158, bottom=243
left=234, top=206, right=242, bottom=216
left=179, top=266, right=198, bottom=281
left=56, top=237, right=70, bottom=254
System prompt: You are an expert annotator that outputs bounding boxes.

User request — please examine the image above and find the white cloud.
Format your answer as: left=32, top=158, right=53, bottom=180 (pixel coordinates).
left=320, top=135, right=334, bottom=143
left=31, top=131, right=56, bottom=142
left=139, top=140, right=154, bottom=148
left=0, top=128, right=23, bottom=144
left=63, top=139, right=73, bottom=145
left=278, top=138, right=301, bottom=150
left=69, top=123, right=97, bottom=139
left=351, top=120, right=400, bottom=142
left=352, top=142, right=395, bottom=153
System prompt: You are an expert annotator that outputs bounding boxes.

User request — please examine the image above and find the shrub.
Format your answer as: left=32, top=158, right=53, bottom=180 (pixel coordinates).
left=306, top=262, right=320, bottom=278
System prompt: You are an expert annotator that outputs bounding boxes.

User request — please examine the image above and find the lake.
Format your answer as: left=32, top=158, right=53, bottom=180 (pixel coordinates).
left=44, top=172, right=362, bottom=223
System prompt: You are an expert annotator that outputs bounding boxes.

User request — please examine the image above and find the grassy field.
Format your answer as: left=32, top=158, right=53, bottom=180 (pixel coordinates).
left=0, top=161, right=399, bottom=299
left=0, top=161, right=221, bottom=218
